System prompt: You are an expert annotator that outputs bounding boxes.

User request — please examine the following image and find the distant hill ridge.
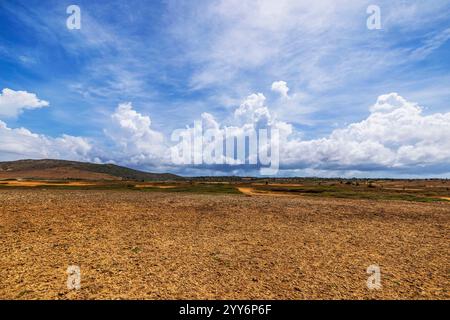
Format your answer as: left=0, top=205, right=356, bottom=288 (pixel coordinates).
left=0, top=159, right=182, bottom=181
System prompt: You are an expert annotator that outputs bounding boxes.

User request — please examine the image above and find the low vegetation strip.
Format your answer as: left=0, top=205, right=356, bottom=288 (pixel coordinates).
left=0, top=179, right=449, bottom=202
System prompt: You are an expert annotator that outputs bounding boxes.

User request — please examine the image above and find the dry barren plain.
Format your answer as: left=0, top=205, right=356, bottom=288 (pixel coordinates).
left=0, top=189, right=449, bottom=300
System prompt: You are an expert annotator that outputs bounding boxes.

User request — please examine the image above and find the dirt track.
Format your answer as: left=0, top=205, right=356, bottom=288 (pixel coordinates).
left=0, top=189, right=448, bottom=299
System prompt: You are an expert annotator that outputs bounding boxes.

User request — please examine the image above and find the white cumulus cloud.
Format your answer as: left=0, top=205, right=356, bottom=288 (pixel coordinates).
left=271, top=81, right=290, bottom=98
left=103, top=102, right=168, bottom=166
left=169, top=90, right=450, bottom=176
left=282, top=93, right=450, bottom=173
left=0, top=120, right=92, bottom=161
left=0, top=88, right=49, bottom=118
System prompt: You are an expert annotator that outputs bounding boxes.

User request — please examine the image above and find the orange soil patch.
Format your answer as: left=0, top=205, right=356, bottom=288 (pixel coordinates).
left=134, top=184, right=176, bottom=189
left=237, top=187, right=294, bottom=197
left=0, top=181, right=96, bottom=187
left=252, top=183, right=304, bottom=187
left=237, top=187, right=254, bottom=195
left=201, top=182, right=230, bottom=184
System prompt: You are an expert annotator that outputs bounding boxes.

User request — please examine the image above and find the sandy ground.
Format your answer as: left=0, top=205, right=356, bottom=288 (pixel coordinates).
left=0, top=189, right=448, bottom=300
left=237, top=187, right=259, bottom=195
left=0, top=181, right=97, bottom=187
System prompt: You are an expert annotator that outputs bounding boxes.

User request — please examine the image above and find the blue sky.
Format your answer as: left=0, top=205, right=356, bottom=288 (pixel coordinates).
left=0, top=0, right=450, bottom=177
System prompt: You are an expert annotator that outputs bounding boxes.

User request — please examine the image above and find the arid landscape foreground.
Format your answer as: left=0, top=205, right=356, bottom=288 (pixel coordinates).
left=1, top=185, right=448, bottom=300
